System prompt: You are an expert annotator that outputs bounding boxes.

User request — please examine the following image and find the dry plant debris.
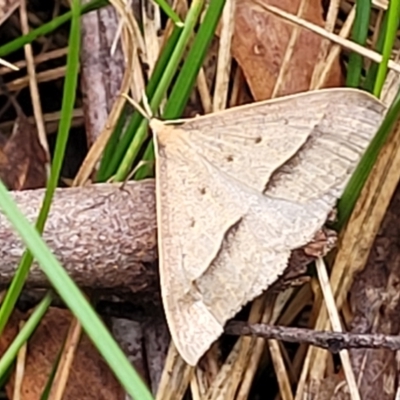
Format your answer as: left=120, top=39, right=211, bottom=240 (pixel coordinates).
left=0, top=308, right=124, bottom=400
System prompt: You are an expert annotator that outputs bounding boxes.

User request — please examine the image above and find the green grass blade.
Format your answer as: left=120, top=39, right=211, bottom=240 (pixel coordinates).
left=163, top=0, right=227, bottom=118
left=40, top=347, right=63, bottom=400
left=134, top=0, right=227, bottom=180
left=114, top=0, right=205, bottom=181
left=363, top=11, right=389, bottom=93
left=97, top=25, right=183, bottom=181
left=0, top=0, right=81, bottom=335
left=96, top=106, right=128, bottom=179
left=0, top=181, right=153, bottom=400
left=154, top=0, right=184, bottom=26
left=134, top=140, right=154, bottom=179
left=346, top=0, right=372, bottom=88
left=0, top=0, right=105, bottom=58
left=373, top=0, right=400, bottom=97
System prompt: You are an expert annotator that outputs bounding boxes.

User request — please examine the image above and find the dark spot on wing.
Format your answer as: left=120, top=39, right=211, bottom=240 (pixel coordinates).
left=255, top=137, right=262, bottom=143
left=200, top=187, right=206, bottom=195
left=226, top=155, right=234, bottom=162
left=157, top=143, right=167, bottom=155
left=190, top=219, right=196, bottom=228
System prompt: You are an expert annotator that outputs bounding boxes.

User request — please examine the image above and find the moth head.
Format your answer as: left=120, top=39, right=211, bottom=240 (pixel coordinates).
left=149, top=119, right=166, bottom=137
left=150, top=119, right=187, bottom=147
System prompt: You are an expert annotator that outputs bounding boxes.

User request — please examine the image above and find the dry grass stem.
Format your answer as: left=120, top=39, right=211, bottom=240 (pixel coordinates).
left=310, top=0, right=341, bottom=88
left=0, top=48, right=68, bottom=76
left=13, top=321, right=27, bottom=400
left=271, top=0, right=307, bottom=98
left=256, top=2, right=400, bottom=73
left=269, top=339, right=294, bottom=400
left=213, top=0, right=236, bottom=112
left=382, top=52, right=400, bottom=106
left=142, top=1, right=161, bottom=78
left=196, top=67, right=213, bottom=114
left=156, top=343, right=193, bottom=400
left=315, top=258, right=361, bottom=400
left=228, top=67, right=244, bottom=107
left=48, top=318, right=82, bottom=400
left=111, top=0, right=133, bottom=56
left=313, top=6, right=355, bottom=89
left=5, top=66, right=66, bottom=93
left=0, top=108, right=83, bottom=134
left=19, top=0, right=50, bottom=162
left=0, top=58, right=19, bottom=71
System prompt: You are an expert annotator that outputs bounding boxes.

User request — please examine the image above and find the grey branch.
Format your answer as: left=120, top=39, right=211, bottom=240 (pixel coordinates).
left=0, top=180, right=159, bottom=294
left=225, top=321, right=400, bottom=352
left=0, top=180, right=327, bottom=299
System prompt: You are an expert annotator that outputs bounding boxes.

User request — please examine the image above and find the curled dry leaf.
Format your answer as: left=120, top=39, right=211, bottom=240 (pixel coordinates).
left=0, top=308, right=125, bottom=400
left=232, top=0, right=344, bottom=100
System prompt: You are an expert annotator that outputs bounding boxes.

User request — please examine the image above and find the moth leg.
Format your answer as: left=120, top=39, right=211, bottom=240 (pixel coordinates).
left=271, top=227, right=337, bottom=292
left=302, top=227, right=337, bottom=258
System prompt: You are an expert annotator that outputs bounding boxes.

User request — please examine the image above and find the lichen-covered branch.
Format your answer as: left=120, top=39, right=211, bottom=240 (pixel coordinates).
left=0, top=180, right=158, bottom=293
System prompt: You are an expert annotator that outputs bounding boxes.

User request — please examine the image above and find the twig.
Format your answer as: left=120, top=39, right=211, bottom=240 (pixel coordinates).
left=225, top=321, right=400, bottom=352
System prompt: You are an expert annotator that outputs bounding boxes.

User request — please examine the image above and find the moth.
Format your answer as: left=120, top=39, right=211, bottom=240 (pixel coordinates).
left=151, top=88, right=386, bottom=366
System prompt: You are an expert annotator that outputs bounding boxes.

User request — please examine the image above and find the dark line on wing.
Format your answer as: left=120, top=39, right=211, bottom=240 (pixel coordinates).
left=200, top=216, right=243, bottom=276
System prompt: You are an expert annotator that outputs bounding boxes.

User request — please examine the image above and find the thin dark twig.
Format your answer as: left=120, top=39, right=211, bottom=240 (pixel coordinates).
left=225, top=321, right=400, bottom=353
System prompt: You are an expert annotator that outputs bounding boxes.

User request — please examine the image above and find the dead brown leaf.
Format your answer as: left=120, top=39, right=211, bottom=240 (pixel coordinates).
left=1, top=308, right=125, bottom=400
left=232, top=0, right=344, bottom=100
left=0, top=0, right=20, bottom=26
left=0, top=113, right=47, bottom=190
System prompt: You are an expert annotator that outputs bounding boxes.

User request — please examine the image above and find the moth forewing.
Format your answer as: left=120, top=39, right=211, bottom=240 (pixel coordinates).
left=152, top=88, right=386, bottom=366
left=153, top=121, right=225, bottom=366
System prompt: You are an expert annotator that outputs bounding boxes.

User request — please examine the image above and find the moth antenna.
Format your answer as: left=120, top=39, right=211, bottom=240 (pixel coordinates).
left=105, top=175, right=116, bottom=183
left=141, top=90, right=153, bottom=118
left=121, top=93, right=152, bottom=121
left=106, top=158, right=153, bottom=188
left=119, top=160, right=154, bottom=189
left=121, top=92, right=186, bottom=130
